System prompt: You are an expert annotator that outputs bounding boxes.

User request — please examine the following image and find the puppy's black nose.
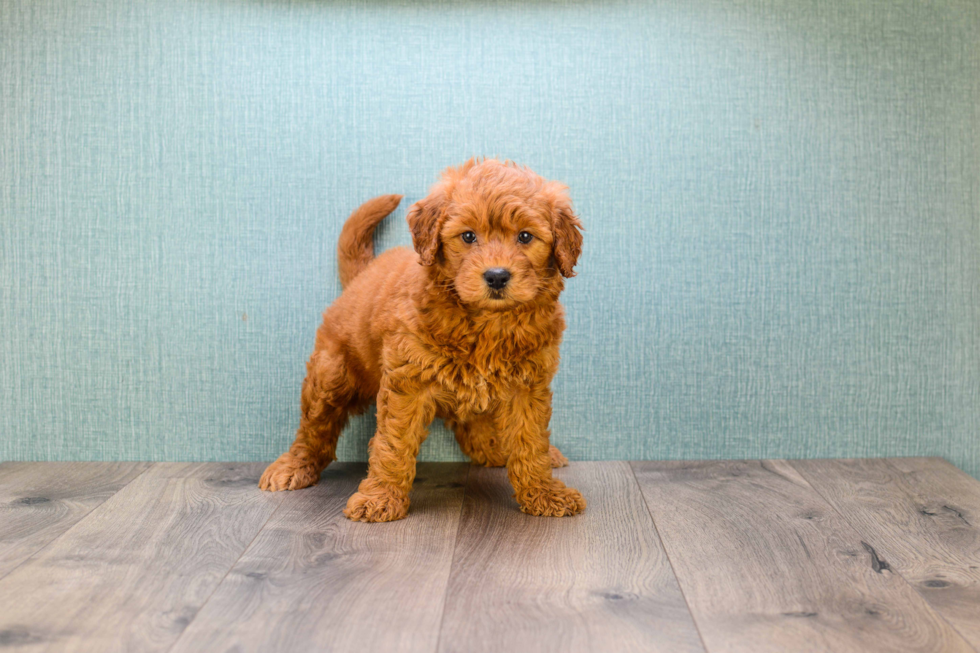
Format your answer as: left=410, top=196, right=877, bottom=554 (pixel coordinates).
left=483, top=268, right=511, bottom=290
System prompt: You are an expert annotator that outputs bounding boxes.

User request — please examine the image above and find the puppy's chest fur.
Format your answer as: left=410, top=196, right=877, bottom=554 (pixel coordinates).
left=420, top=314, right=560, bottom=417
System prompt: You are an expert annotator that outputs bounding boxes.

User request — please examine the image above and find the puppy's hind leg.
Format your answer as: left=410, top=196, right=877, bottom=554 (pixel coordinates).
left=548, top=445, right=570, bottom=468
left=447, top=413, right=507, bottom=467
left=448, top=413, right=568, bottom=468
left=260, top=348, right=356, bottom=492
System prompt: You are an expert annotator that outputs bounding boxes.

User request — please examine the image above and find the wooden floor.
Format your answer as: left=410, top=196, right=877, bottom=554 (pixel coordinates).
left=0, top=459, right=978, bottom=652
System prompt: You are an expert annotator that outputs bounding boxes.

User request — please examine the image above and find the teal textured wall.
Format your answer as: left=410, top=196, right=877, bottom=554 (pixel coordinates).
left=2, top=0, right=978, bottom=475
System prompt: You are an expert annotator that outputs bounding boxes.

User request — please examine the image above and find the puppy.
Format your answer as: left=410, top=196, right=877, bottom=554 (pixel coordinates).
left=259, top=159, right=585, bottom=522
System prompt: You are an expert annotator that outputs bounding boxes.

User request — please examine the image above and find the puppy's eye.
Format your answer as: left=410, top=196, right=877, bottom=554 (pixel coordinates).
left=461, top=231, right=477, bottom=244
left=518, top=231, right=533, bottom=244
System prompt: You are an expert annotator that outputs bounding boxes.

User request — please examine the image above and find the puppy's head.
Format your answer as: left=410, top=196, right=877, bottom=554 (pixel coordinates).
left=408, top=159, right=583, bottom=310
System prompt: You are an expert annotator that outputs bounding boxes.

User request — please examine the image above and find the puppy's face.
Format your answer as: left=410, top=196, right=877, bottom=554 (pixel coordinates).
left=440, top=198, right=554, bottom=308
left=408, top=160, right=583, bottom=310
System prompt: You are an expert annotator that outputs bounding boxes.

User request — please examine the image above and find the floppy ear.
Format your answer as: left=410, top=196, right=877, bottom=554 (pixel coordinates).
left=407, top=160, right=476, bottom=266
left=548, top=189, right=584, bottom=278
left=406, top=194, right=446, bottom=266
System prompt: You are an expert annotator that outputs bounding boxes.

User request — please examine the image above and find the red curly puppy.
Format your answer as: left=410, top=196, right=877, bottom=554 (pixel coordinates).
left=259, top=159, right=585, bottom=522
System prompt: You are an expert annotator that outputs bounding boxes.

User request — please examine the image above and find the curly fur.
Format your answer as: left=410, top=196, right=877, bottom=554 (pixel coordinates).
left=259, top=159, right=585, bottom=522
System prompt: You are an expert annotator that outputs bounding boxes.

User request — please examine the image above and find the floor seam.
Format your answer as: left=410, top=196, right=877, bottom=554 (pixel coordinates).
left=628, top=461, right=712, bottom=653
left=0, top=461, right=155, bottom=585
left=788, top=458, right=980, bottom=653
left=162, top=479, right=287, bottom=653
left=433, top=463, right=471, bottom=653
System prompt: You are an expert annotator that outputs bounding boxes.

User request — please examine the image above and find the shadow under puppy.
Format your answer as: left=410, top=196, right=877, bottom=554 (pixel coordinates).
left=260, top=159, right=585, bottom=522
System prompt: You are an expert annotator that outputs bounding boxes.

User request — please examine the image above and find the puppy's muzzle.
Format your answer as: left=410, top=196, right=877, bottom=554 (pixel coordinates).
left=483, top=268, right=511, bottom=290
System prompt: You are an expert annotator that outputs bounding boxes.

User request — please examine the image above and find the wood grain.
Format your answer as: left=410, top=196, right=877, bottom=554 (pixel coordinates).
left=0, top=463, right=281, bottom=653
left=437, top=462, right=705, bottom=653
left=3, top=460, right=978, bottom=653
left=0, top=462, right=150, bottom=580
left=169, top=462, right=469, bottom=653
left=632, top=460, right=975, bottom=653
left=793, top=457, right=980, bottom=647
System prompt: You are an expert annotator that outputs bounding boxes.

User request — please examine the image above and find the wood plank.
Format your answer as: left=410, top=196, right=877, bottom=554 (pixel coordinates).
left=0, top=462, right=150, bottom=580
left=632, top=460, right=975, bottom=653
left=793, top=457, right=980, bottom=647
left=0, top=463, right=282, bottom=653
left=437, top=462, right=705, bottom=653
left=169, top=462, right=468, bottom=653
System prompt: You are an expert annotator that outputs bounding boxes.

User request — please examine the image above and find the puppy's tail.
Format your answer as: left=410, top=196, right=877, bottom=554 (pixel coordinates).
left=337, top=194, right=402, bottom=288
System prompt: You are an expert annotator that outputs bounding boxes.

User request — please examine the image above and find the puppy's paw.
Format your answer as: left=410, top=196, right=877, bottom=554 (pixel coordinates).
left=518, top=484, right=586, bottom=517
left=343, top=489, right=410, bottom=522
left=469, top=453, right=507, bottom=467
left=548, top=446, right=569, bottom=468
left=258, top=453, right=321, bottom=491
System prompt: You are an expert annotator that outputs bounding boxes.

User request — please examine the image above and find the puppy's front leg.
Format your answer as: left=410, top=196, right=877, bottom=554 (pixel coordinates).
left=344, top=372, right=435, bottom=523
left=502, top=386, right=586, bottom=517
